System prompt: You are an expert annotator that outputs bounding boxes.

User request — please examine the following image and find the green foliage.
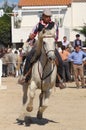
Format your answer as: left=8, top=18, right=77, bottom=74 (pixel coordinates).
left=80, top=24, right=86, bottom=38
left=0, top=14, right=11, bottom=47
left=0, top=0, right=16, bottom=47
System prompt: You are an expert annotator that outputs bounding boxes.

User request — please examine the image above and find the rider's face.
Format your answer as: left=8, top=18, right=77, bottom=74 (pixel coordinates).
left=43, top=14, right=51, bottom=24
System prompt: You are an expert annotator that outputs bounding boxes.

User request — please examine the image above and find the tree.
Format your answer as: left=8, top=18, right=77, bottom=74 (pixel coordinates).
left=79, top=24, right=86, bottom=42
left=0, top=14, right=11, bottom=47
left=0, top=2, right=15, bottom=47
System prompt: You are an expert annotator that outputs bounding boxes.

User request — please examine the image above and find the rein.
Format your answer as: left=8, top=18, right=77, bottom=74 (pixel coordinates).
left=38, top=58, right=55, bottom=107
left=38, top=57, right=55, bottom=81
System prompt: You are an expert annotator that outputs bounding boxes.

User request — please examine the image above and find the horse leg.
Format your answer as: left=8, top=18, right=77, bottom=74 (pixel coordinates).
left=18, top=82, right=29, bottom=121
left=23, top=82, right=29, bottom=104
left=37, top=89, right=51, bottom=119
left=37, top=92, right=46, bottom=119
left=26, top=81, right=37, bottom=112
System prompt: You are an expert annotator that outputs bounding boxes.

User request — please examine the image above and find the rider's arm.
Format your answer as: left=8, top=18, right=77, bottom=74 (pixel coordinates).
left=27, top=23, right=39, bottom=41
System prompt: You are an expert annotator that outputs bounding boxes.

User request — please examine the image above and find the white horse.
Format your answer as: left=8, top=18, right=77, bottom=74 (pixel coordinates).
left=19, top=28, right=57, bottom=122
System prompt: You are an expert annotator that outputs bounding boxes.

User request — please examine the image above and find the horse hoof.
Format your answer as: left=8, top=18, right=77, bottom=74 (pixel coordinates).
left=37, top=111, right=42, bottom=119
left=25, top=116, right=31, bottom=126
left=16, top=118, right=24, bottom=125
left=26, top=106, right=33, bottom=112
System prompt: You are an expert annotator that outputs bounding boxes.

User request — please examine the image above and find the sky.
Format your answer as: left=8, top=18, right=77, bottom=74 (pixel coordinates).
left=0, top=0, right=19, bottom=7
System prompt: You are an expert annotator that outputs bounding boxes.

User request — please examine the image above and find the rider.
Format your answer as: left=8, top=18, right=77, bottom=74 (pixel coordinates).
left=23, top=8, right=63, bottom=85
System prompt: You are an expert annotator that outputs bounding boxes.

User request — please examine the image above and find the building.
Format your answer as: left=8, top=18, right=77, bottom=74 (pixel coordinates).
left=11, top=0, right=86, bottom=45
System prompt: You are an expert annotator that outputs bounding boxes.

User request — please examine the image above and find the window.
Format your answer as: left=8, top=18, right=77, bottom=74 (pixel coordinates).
left=14, top=15, right=22, bottom=28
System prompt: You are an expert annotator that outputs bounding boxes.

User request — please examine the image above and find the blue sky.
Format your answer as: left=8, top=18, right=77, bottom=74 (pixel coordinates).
left=0, top=0, right=19, bottom=7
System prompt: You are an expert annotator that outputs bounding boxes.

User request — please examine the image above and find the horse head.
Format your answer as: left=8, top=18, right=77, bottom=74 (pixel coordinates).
left=39, top=28, right=56, bottom=61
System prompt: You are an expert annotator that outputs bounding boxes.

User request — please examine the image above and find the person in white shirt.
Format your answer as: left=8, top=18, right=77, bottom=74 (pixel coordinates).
left=62, top=36, right=69, bottom=47
left=62, top=36, right=74, bottom=52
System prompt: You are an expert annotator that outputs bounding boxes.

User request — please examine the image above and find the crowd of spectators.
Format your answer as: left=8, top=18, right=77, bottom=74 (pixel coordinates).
left=0, top=47, right=24, bottom=77
left=0, top=34, right=86, bottom=88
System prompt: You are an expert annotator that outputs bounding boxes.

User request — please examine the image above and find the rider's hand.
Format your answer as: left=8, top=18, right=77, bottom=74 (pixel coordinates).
left=29, top=33, right=36, bottom=40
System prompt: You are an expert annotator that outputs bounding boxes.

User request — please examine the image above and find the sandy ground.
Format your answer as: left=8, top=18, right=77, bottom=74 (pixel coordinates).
left=0, top=76, right=86, bottom=130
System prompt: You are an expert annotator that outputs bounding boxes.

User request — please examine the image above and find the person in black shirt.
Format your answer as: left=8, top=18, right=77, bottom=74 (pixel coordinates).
left=73, top=34, right=83, bottom=49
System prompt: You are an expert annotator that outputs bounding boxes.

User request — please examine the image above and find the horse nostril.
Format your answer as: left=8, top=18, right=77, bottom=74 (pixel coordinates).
left=49, top=56, right=55, bottom=61
left=49, top=57, right=52, bottom=60
left=48, top=53, right=56, bottom=61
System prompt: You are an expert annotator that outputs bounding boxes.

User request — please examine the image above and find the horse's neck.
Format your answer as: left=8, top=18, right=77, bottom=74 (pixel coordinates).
left=36, top=38, right=43, bottom=53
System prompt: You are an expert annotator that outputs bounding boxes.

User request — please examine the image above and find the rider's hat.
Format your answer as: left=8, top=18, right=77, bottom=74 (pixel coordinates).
left=43, top=8, right=52, bottom=16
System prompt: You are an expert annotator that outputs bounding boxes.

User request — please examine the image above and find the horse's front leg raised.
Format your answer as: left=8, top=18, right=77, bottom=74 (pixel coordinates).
left=37, top=89, right=51, bottom=119
left=26, top=81, right=37, bottom=112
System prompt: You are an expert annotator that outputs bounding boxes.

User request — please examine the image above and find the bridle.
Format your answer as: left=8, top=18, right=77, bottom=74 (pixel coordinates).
left=38, top=59, right=55, bottom=81
left=38, top=35, right=56, bottom=81
left=42, top=35, right=55, bottom=57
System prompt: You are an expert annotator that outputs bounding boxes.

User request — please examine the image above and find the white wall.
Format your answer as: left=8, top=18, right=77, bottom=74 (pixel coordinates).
left=62, top=2, right=86, bottom=41
left=63, top=8, right=71, bottom=28
left=11, top=6, right=68, bottom=43
left=70, top=2, right=86, bottom=41
left=72, top=2, right=86, bottom=27
left=11, top=3, right=86, bottom=43
left=11, top=15, right=39, bottom=43
left=21, top=15, right=39, bottom=27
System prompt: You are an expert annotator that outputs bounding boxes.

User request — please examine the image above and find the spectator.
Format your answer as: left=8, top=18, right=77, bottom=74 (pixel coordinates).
left=68, top=45, right=86, bottom=88
left=73, top=34, right=83, bottom=49
left=62, top=36, right=70, bottom=47
left=7, top=48, right=15, bottom=76
left=59, top=45, right=71, bottom=82
left=1, top=48, right=9, bottom=77
left=62, top=36, right=74, bottom=52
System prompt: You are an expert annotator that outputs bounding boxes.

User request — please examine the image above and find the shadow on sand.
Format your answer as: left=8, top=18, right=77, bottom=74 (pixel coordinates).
left=16, top=116, right=58, bottom=126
